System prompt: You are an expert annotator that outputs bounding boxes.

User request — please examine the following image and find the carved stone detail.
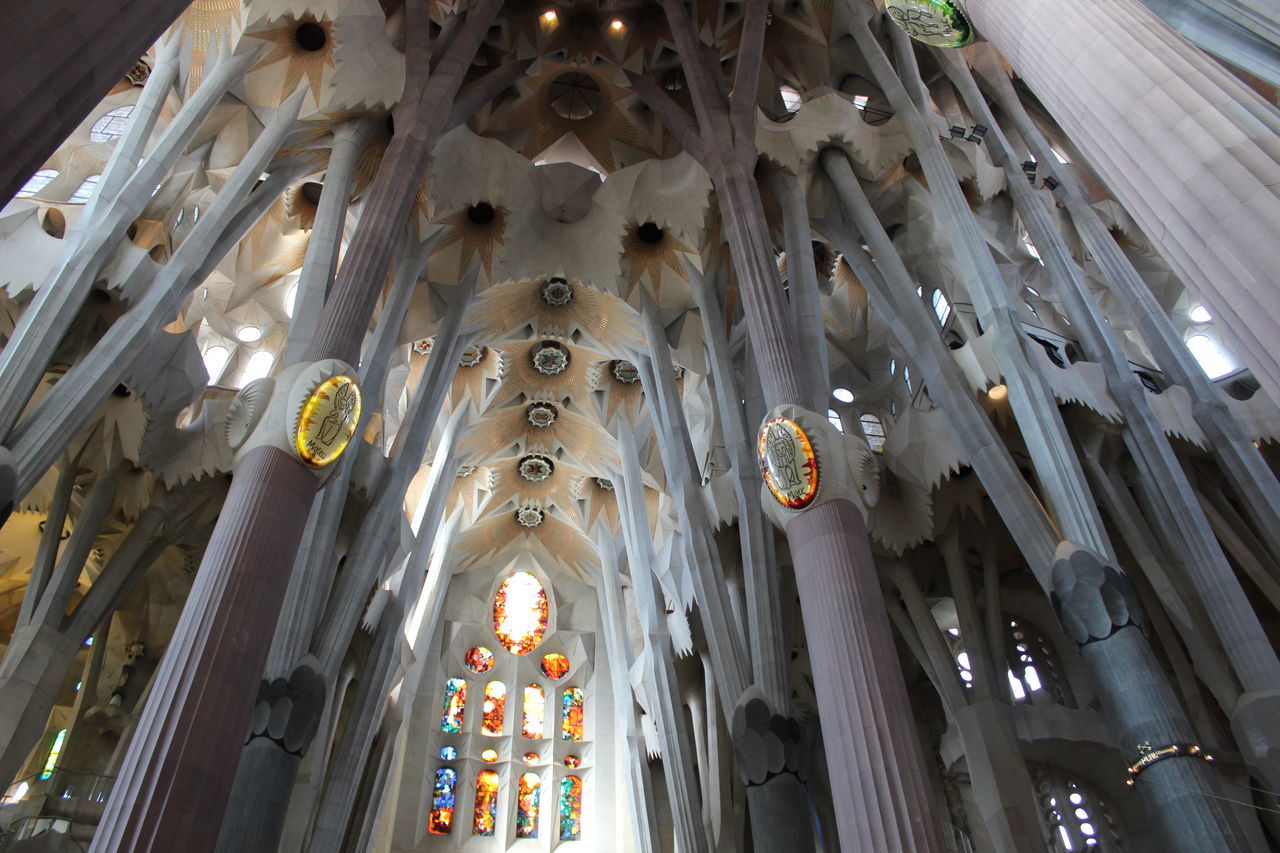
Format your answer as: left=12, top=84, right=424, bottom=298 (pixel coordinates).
left=1050, top=541, right=1144, bottom=646
left=245, top=660, right=326, bottom=756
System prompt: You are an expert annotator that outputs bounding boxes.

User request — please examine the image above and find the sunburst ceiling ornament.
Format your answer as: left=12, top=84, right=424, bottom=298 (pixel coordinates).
left=434, top=203, right=509, bottom=280
left=459, top=344, right=487, bottom=367
left=413, top=337, right=433, bottom=356
left=518, top=455, right=556, bottom=482
left=595, top=477, right=614, bottom=491
left=527, top=403, right=559, bottom=428
left=515, top=506, right=545, bottom=528
left=622, top=220, right=696, bottom=299
left=246, top=15, right=336, bottom=106
left=532, top=341, right=570, bottom=376
left=611, top=360, right=640, bottom=384
left=541, top=277, right=574, bottom=307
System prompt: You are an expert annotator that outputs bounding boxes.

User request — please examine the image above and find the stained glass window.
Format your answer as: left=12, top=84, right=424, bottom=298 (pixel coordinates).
left=524, top=751, right=540, bottom=765
left=481, top=748, right=499, bottom=762
left=473, top=769, right=500, bottom=835
left=441, top=677, right=466, bottom=733
left=428, top=767, right=457, bottom=834
left=89, top=106, right=134, bottom=142
left=559, top=775, right=583, bottom=840
left=40, top=729, right=66, bottom=780
left=440, top=745, right=457, bottom=760
left=465, top=646, right=495, bottom=673
left=493, top=571, right=549, bottom=654
left=540, top=652, right=570, bottom=679
left=564, top=755, right=581, bottom=768
left=522, top=684, right=546, bottom=739
left=561, top=687, right=584, bottom=741
left=482, top=681, right=506, bottom=736
left=517, top=772, right=541, bottom=838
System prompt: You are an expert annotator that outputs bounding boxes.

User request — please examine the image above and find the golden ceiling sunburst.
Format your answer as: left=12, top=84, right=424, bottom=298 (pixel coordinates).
left=434, top=205, right=509, bottom=281
left=246, top=15, right=337, bottom=106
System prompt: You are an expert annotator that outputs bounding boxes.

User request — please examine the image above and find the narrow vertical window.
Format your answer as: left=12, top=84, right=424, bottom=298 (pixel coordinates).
left=440, top=677, right=466, bottom=733
left=473, top=768, right=500, bottom=835
left=482, top=681, right=506, bottom=736
left=522, top=684, right=546, bottom=739
left=428, top=767, right=457, bottom=834
left=40, top=729, right=66, bottom=780
left=516, top=772, right=541, bottom=838
left=561, top=686, right=584, bottom=741
left=558, top=774, right=583, bottom=840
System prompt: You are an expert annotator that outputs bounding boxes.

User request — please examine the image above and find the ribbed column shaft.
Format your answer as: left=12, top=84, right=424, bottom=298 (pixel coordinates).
left=91, top=446, right=318, bottom=852
left=786, top=500, right=946, bottom=852
left=961, top=0, right=1280, bottom=403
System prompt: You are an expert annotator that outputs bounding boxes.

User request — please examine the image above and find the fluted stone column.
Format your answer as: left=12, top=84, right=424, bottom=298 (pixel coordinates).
left=959, top=0, right=1280, bottom=404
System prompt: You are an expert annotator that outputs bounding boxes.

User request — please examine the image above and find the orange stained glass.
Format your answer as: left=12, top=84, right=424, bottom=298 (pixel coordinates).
left=428, top=767, right=457, bottom=834
left=473, top=769, right=499, bottom=835
left=564, top=755, right=581, bottom=768
left=517, top=772, right=541, bottom=838
left=524, top=751, right=540, bottom=765
left=540, top=652, right=570, bottom=680
left=481, top=748, right=498, bottom=762
left=482, top=681, right=506, bottom=736
left=465, top=646, right=495, bottom=673
left=522, top=684, right=546, bottom=738
left=561, top=686, right=584, bottom=741
left=440, top=677, right=466, bottom=733
left=493, top=572, right=549, bottom=654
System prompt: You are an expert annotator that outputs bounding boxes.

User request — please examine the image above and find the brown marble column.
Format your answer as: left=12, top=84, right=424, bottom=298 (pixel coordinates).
left=89, top=447, right=317, bottom=852
left=0, top=0, right=188, bottom=204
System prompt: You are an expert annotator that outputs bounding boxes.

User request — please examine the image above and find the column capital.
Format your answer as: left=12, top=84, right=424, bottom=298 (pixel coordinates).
left=1050, top=541, right=1144, bottom=647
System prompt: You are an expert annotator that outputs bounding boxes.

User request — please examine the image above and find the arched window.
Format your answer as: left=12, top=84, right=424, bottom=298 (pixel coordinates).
left=1006, top=619, right=1066, bottom=704
left=493, top=571, right=549, bottom=654
left=1037, top=770, right=1123, bottom=850
left=827, top=409, right=844, bottom=434
left=558, top=774, right=583, bottom=840
left=202, top=346, right=231, bottom=383
left=39, top=729, right=66, bottom=780
left=89, top=106, right=134, bottom=142
left=859, top=414, right=886, bottom=453
left=561, top=687, right=584, bottom=741
left=68, top=175, right=100, bottom=203
left=522, top=684, right=546, bottom=739
left=779, top=84, right=803, bottom=114
left=516, top=772, right=541, bottom=838
left=440, top=677, right=466, bottom=733
left=15, top=169, right=58, bottom=198
left=1186, top=334, right=1235, bottom=379
left=932, top=289, right=952, bottom=324
left=1189, top=304, right=1212, bottom=323
left=482, top=681, right=506, bottom=736
left=473, top=769, right=500, bottom=835
left=241, top=351, right=276, bottom=383
left=428, top=767, right=457, bottom=834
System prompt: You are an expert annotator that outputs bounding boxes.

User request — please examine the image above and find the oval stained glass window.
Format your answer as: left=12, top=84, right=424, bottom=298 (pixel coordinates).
left=540, top=652, right=570, bottom=680
left=481, top=748, right=499, bottom=762
left=493, top=571, right=549, bottom=655
left=465, top=646, right=495, bottom=673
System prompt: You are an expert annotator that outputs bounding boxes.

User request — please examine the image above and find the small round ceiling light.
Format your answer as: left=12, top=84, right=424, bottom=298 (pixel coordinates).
left=518, top=454, right=555, bottom=482
left=540, top=277, right=574, bottom=306
left=515, top=506, right=545, bottom=528
left=236, top=326, right=263, bottom=343
left=526, top=402, right=558, bottom=428
left=542, top=9, right=558, bottom=23
left=609, top=18, right=625, bottom=33
left=531, top=341, right=569, bottom=376
left=611, top=360, right=640, bottom=384
left=988, top=383, right=1008, bottom=401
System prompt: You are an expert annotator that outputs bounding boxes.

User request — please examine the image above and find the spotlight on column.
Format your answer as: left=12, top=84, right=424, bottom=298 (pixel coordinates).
left=949, top=125, right=966, bottom=139
left=966, top=124, right=987, bottom=144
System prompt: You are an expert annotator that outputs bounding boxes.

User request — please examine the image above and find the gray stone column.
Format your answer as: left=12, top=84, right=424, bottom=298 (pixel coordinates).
left=1138, top=0, right=1280, bottom=87
left=959, top=0, right=1280, bottom=404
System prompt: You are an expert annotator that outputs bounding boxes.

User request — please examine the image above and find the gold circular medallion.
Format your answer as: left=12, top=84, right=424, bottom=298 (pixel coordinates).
left=758, top=417, right=819, bottom=509
left=295, top=375, right=361, bottom=467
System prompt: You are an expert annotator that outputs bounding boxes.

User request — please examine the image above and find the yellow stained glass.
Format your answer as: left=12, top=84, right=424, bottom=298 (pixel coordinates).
left=482, top=681, right=506, bottom=736
left=473, top=769, right=499, bottom=835
left=522, top=684, right=546, bottom=738
left=493, top=572, right=549, bottom=654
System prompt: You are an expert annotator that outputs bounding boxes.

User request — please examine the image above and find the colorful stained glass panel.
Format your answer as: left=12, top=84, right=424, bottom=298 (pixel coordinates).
left=561, top=686, right=584, bottom=741
left=473, top=769, right=499, bottom=835
left=440, top=677, right=466, bottom=733
left=540, top=652, right=570, bottom=679
left=428, top=767, right=457, bottom=834
left=517, top=772, right=541, bottom=838
left=559, top=775, right=582, bottom=840
left=465, top=646, right=495, bottom=673
left=481, top=748, right=499, bottom=762
left=493, top=572, right=549, bottom=654
left=439, top=745, right=457, bottom=760
left=564, top=755, right=581, bottom=768
left=524, top=751, right=540, bottom=765
left=482, top=681, right=506, bottom=736
left=522, top=684, right=546, bottom=739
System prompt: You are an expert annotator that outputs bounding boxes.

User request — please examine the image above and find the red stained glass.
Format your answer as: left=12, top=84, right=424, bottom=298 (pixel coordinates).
left=465, top=646, right=495, bottom=673
left=540, top=652, right=570, bottom=680
left=473, top=769, right=499, bottom=835
left=516, top=772, right=541, bottom=838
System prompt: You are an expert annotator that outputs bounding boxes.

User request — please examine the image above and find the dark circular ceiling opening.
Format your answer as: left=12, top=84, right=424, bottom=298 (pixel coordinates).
left=549, top=72, right=602, bottom=121
left=295, top=22, right=327, bottom=52
left=637, top=222, right=664, bottom=244
left=468, top=202, right=496, bottom=224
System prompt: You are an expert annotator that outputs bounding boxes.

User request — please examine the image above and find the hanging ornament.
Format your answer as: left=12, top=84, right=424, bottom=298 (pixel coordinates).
left=611, top=360, right=640, bottom=384
left=531, top=341, right=570, bottom=376
left=540, top=277, right=574, bottom=307
left=518, top=455, right=555, bottom=482
left=757, top=417, right=820, bottom=509
left=515, top=506, right=545, bottom=527
left=526, top=403, right=558, bottom=428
